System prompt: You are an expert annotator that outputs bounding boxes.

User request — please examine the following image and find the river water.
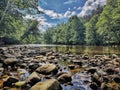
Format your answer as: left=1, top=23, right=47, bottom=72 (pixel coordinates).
left=9, top=44, right=120, bottom=56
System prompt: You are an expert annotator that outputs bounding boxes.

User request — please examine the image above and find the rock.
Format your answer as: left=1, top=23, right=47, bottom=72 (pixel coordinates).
left=102, top=76, right=109, bottom=83
left=30, top=79, right=62, bottom=90
left=91, top=75, right=101, bottom=87
left=29, top=63, right=39, bottom=71
left=111, top=54, right=118, bottom=59
left=48, top=56, right=55, bottom=59
left=106, top=68, right=119, bottom=75
left=94, top=55, right=103, bottom=59
left=0, top=79, right=3, bottom=89
left=101, top=82, right=108, bottom=90
left=57, top=73, right=72, bottom=83
left=3, top=58, right=18, bottom=66
left=72, top=60, right=82, bottom=66
left=14, top=81, right=26, bottom=87
left=113, top=76, right=120, bottom=83
left=26, top=72, right=41, bottom=86
left=68, top=64, right=75, bottom=69
left=82, top=54, right=89, bottom=60
left=87, top=68, right=97, bottom=74
left=107, top=82, right=120, bottom=90
left=36, top=64, right=58, bottom=75
left=90, top=83, right=98, bottom=90
left=0, top=68, right=4, bottom=77
left=3, top=77, right=19, bottom=87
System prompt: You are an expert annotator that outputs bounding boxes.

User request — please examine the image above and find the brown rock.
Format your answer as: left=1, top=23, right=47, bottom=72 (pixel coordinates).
left=36, top=64, right=58, bottom=75
left=30, top=79, right=62, bottom=90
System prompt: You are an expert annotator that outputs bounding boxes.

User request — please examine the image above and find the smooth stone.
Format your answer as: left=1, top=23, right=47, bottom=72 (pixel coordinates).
left=30, top=79, right=62, bottom=90
left=3, top=58, right=18, bottom=65
left=14, top=81, right=26, bottom=87
left=36, top=64, right=58, bottom=75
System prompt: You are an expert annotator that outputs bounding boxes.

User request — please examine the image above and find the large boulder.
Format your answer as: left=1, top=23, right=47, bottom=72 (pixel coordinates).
left=30, top=79, right=62, bottom=90
left=36, top=64, right=58, bottom=75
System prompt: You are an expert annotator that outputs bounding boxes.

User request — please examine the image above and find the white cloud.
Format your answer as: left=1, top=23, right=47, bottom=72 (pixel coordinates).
left=78, top=0, right=107, bottom=17
left=38, top=6, right=63, bottom=19
left=37, top=17, right=52, bottom=31
left=77, top=7, right=82, bottom=10
left=64, top=0, right=77, bottom=5
left=23, top=15, right=52, bottom=31
left=64, top=10, right=76, bottom=18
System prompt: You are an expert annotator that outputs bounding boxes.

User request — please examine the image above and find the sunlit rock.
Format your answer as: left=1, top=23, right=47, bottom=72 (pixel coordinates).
left=30, top=79, right=62, bottom=90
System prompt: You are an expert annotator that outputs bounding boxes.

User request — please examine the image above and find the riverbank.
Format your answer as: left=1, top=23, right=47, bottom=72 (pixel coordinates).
left=0, top=46, right=120, bottom=90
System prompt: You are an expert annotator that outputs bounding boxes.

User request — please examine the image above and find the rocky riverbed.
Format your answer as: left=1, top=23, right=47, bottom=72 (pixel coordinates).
left=0, top=46, right=120, bottom=90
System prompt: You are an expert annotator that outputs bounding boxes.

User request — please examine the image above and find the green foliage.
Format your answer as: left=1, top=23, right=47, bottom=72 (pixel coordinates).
left=0, top=0, right=42, bottom=44
left=97, top=0, right=120, bottom=45
left=43, top=15, right=85, bottom=45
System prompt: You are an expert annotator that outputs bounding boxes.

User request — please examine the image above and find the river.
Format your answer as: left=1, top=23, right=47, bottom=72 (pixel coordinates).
left=8, top=44, right=120, bottom=56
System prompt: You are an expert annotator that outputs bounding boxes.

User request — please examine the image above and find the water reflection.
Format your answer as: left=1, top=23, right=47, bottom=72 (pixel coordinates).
left=41, top=45, right=120, bottom=56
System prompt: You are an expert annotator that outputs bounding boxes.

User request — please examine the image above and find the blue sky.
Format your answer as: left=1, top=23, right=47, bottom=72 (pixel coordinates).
left=25, top=0, right=107, bottom=31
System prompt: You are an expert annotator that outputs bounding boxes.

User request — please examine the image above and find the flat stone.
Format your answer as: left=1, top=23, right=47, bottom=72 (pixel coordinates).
left=36, top=64, right=58, bottom=75
left=30, top=79, right=62, bottom=90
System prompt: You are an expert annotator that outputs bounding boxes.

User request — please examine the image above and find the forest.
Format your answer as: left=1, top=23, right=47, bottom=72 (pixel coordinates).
left=0, top=0, right=120, bottom=45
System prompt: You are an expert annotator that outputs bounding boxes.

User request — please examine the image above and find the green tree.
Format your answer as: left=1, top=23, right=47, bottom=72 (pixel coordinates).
left=85, top=15, right=101, bottom=45
left=68, top=15, right=85, bottom=45
left=97, top=0, right=120, bottom=45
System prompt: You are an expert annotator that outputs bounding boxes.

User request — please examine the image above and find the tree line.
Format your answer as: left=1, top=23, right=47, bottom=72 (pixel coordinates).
left=0, top=0, right=120, bottom=45
left=43, top=0, right=120, bottom=46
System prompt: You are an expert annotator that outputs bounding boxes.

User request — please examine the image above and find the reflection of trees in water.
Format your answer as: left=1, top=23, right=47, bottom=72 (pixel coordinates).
left=49, top=45, right=120, bottom=56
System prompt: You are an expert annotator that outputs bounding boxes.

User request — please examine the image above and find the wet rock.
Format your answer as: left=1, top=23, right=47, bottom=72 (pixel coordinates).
left=26, top=72, right=41, bottom=86
left=30, top=79, right=62, bottom=90
left=3, top=77, right=19, bottom=87
left=36, top=64, right=58, bottom=75
left=57, top=73, right=72, bottom=83
left=3, top=58, right=18, bottom=66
